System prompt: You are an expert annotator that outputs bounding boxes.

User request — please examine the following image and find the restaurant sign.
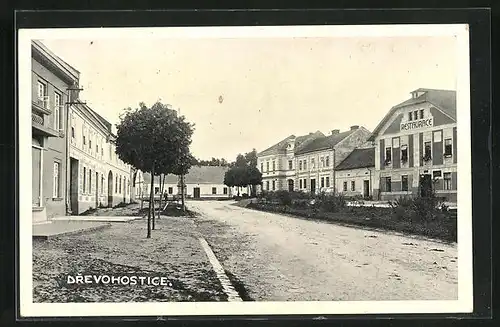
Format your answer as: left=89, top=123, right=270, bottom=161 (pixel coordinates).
left=400, top=118, right=433, bottom=131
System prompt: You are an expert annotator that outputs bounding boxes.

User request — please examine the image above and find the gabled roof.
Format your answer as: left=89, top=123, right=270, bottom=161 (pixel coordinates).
left=368, top=88, right=456, bottom=141
left=294, top=130, right=355, bottom=155
left=72, top=101, right=113, bottom=135
left=335, top=147, right=375, bottom=170
left=257, top=131, right=323, bottom=157
left=32, top=40, right=80, bottom=82
left=142, top=166, right=230, bottom=185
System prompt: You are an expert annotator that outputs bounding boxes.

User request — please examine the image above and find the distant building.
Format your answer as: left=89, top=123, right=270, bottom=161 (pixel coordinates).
left=335, top=147, right=375, bottom=198
left=31, top=40, right=80, bottom=223
left=369, top=88, right=457, bottom=201
left=256, top=131, right=324, bottom=192
left=140, top=166, right=249, bottom=200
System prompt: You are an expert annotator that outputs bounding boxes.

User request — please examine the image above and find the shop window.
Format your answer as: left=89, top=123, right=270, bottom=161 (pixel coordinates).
left=343, top=181, right=347, bottom=192
left=401, top=144, right=408, bottom=163
left=443, top=172, right=452, bottom=190
left=401, top=175, right=409, bottom=191
left=444, top=139, right=453, bottom=156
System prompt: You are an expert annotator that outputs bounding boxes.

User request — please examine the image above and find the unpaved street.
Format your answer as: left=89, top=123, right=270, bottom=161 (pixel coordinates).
left=189, top=200, right=458, bottom=302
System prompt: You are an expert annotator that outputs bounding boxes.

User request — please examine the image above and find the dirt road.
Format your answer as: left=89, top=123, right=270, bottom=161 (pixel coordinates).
left=189, top=200, right=458, bottom=302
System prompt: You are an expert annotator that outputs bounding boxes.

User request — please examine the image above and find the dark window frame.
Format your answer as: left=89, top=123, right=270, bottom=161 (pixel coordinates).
left=444, top=138, right=453, bottom=156
left=401, top=175, right=409, bottom=191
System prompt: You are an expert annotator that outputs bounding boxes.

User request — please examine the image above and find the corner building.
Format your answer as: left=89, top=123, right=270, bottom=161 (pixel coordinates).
left=369, top=88, right=458, bottom=202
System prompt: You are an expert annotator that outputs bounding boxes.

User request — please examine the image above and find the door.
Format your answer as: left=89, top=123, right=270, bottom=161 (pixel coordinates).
left=193, top=187, right=200, bottom=199
left=95, top=171, right=99, bottom=208
left=107, top=171, right=114, bottom=207
left=363, top=180, right=370, bottom=198
left=70, top=158, right=79, bottom=214
left=32, top=147, right=41, bottom=207
left=419, top=174, right=432, bottom=198
left=288, top=179, right=294, bottom=192
left=310, top=179, right=316, bottom=194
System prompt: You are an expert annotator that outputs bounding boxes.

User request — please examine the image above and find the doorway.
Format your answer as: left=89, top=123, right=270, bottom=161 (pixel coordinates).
left=32, top=146, right=42, bottom=207
left=363, top=180, right=370, bottom=198
left=107, top=170, right=114, bottom=207
left=419, top=174, right=432, bottom=198
left=95, top=171, right=99, bottom=208
left=288, top=179, right=294, bottom=192
left=310, top=179, right=316, bottom=194
left=69, top=158, right=79, bottom=214
left=193, top=187, right=200, bottom=199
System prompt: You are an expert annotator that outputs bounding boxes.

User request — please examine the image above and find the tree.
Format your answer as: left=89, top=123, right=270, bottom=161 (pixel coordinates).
left=115, top=101, right=194, bottom=238
left=235, top=154, right=247, bottom=168
left=245, top=149, right=258, bottom=168
left=171, top=152, right=195, bottom=212
left=246, top=166, right=262, bottom=197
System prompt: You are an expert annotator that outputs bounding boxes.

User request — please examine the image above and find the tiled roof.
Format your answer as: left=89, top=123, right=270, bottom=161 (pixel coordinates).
left=294, top=130, right=355, bottom=155
left=368, top=88, right=456, bottom=141
left=257, top=132, right=323, bottom=157
left=335, top=147, right=375, bottom=170
left=142, top=166, right=230, bottom=185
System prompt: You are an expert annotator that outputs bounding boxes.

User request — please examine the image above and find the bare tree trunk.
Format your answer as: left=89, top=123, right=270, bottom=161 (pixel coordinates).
left=158, top=173, right=165, bottom=220
left=180, top=174, right=186, bottom=212
left=152, top=174, right=156, bottom=230
left=147, top=165, right=155, bottom=238
left=140, top=183, right=144, bottom=209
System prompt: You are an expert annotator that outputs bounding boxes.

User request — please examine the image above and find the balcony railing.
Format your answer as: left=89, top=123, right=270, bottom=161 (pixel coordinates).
left=32, top=112, right=44, bottom=125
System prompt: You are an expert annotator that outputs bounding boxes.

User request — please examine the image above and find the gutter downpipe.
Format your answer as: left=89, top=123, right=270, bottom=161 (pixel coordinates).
left=65, top=99, right=72, bottom=215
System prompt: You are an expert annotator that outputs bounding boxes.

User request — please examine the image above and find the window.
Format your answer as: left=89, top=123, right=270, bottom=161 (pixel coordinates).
left=424, top=141, right=432, bottom=161
left=155, top=187, right=159, bottom=194
left=168, top=187, right=173, bottom=194
left=385, top=177, right=392, bottom=192
left=266, top=181, right=269, bottom=190
left=261, top=163, right=264, bottom=172
left=272, top=161, right=275, bottom=171
left=343, top=182, right=347, bottom=191
left=321, top=177, right=325, bottom=188
left=433, top=170, right=442, bottom=179
left=325, top=156, right=330, bottom=167
left=54, top=93, right=61, bottom=130
left=119, top=177, right=122, bottom=194
left=326, top=177, right=330, bottom=187
left=37, top=81, right=47, bottom=108
left=385, top=147, right=392, bottom=164
left=71, top=127, right=75, bottom=138
left=311, top=158, right=315, bottom=169
left=53, top=162, right=60, bottom=197
left=401, top=175, right=409, bottom=191
left=419, top=109, right=424, bottom=119
left=351, top=181, right=355, bottom=191
left=443, top=172, right=452, bottom=190
left=212, top=187, right=217, bottom=195
left=303, top=179, right=307, bottom=189
left=89, top=138, right=92, bottom=149
left=82, top=167, right=87, bottom=193
left=408, top=112, right=413, bottom=121
left=299, top=179, right=303, bottom=189
left=401, top=144, right=408, bottom=163
left=288, top=160, right=293, bottom=170
left=413, top=111, right=418, bottom=120
left=223, top=187, right=228, bottom=195
left=272, top=181, right=275, bottom=190
left=101, top=147, right=104, bottom=157
left=101, top=175, right=104, bottom=194
left=444, top=138, right=453, bottom=156
left=266, top=162, right=269, bottom=172
left=303, top=161, right=307, bottom=170
left=89, top=169, right=92, bottom=194
left=115, top=176, right=118, bottom=193
left=96, top=144, right=99, bottom=154
left=299, top=161, right=303, bottom=170
left=83, top=129, right=86, bottom=145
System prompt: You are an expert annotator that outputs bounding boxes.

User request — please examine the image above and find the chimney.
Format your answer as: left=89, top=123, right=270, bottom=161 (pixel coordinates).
left=350, top=125, right=359, bottom=131
left=331, top=129, right=340, bottom=135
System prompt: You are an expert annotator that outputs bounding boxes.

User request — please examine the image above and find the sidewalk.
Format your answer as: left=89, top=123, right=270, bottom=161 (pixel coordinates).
left=32, top=211, right=228, bottom=302
left=33, top=221, right=111, bottom=240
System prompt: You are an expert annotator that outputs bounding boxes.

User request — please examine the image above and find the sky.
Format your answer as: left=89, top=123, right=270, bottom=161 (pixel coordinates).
left=40, top=33, right=457, bottom=161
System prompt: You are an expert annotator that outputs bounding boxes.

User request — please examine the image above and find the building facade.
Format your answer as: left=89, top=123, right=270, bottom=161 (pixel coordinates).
left=31, top=40, right=80, bottom=223
left=294, top=126, right=372, bottom=194
left=334, top=147, right=375, bottom=198
left=369, top=88, right=457, bottom=202
left=140, top=166, right=246, bottom=200
left=69, top=101, right=132, bottom=214
left=257, top=131, right=324, bottom=192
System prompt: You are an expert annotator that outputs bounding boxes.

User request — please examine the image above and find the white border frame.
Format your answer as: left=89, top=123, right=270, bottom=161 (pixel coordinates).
left=18, top=24, right=472, bottom=317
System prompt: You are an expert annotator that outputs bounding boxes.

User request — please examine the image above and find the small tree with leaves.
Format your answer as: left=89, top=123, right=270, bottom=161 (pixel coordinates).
left=115, top=101, right=194, bottom=238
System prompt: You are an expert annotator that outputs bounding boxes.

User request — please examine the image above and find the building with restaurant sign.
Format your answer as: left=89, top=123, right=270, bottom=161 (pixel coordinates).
left=368, top=88, right=458, bottom=201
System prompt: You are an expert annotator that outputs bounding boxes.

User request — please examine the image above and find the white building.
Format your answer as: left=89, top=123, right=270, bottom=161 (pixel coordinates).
left=334, top=147, right=375, bottom=198
left=68, top=101, right=132, bottom=214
